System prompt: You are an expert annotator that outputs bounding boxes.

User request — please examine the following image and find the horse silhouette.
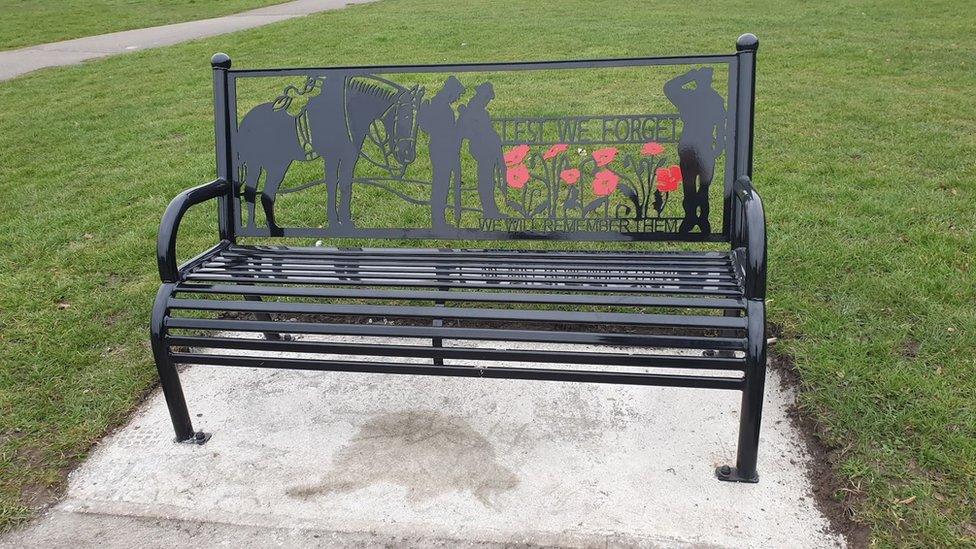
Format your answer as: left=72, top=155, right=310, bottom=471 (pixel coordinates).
left=236, top=76, right=423, bottom=234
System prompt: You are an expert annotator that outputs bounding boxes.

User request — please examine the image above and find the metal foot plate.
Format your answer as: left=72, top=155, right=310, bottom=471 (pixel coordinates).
left=177, top=431, right=212, bottom=445
left=715, top=465, right=759, bottom=483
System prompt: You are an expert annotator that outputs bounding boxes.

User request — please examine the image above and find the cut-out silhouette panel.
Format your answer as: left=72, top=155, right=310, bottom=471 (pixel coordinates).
left=230, top=64, right=731, bottom=240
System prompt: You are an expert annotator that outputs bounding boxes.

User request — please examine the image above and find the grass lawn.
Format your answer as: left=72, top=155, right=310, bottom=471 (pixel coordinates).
left=0, top=0, right=974, bottom=546
left=0, top=0, right=289, bottom=50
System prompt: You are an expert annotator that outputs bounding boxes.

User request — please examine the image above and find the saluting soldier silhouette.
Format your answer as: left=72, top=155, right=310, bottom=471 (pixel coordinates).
left=458, top=82, right=506, bottom=220
left=664, top=67, right=727, bottom=235
left=418, top=76, right=465, bottom=230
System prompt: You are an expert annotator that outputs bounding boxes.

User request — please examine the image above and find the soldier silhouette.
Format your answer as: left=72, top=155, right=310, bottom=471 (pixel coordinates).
left=418, top=76, right=465, bottom=230
left=664, top=67, right=727, bottom=235
left=458, top=82, right=506, bottom=220
left=307, top=74, right=354, bottom=227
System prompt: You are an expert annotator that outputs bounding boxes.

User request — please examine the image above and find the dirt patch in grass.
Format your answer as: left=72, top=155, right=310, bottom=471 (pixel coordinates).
left=14, top=448, right=62, bottom=512
left=899, top=337, right=920, bottom=359
left=767, top=323, right=871, bottom=549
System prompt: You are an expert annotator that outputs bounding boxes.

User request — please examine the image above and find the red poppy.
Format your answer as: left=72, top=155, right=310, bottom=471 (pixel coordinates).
left=559, top=168, right=580, bottom=185
left=507, top=163, right=530, bottom=189
left=543, top=143, right=568, bottom=160
left=592, top=169, right=620, bottom=196
left=656, top=165, right=682, bottom=193
left=641, top=142, right=665, bottom=156
left=592, top=147, right=618, bottom=166
left=504, top=144, right=530, bottom=167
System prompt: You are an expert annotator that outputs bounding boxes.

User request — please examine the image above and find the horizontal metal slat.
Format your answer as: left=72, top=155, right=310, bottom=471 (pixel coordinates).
left=167, top=336, right=745, bottom=370
left=212, top=254, right=732, bottom=271
left=227, top=246, right=729, bottom=263
left=188, top=268, right=739, bottom=289
left=175, top=283, right=746, bottom=309
left=168, top=298, right=748, bottom=329
left=166, top=318, right=746, bottom=350
left=182, top=273, right=743, bottom=296
left=171, top=352, right=744, bottom=390
left=203, top=260, right=733, bottom=278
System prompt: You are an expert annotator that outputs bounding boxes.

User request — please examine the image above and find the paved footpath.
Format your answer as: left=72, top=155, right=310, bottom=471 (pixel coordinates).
left=1, top=335, right=847, bottom=548
left=0, top=0, right=375, bottom=82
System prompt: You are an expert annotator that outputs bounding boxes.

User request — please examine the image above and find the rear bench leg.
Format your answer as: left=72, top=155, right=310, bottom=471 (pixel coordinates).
left=243, top=294, right=291, bottom=341
left=151, top=284, right=209, bottom=444
left=239, top=261, right=290, bottom=340
left=717, top=299, right=766, bottom=482
left=705, top=308, right=742, bottom=359
left=432, top=253, right=451, bottom=365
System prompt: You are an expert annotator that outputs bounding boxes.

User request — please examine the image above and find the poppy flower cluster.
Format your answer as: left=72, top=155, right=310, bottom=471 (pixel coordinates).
left=502, top=143, right=665, bottom=200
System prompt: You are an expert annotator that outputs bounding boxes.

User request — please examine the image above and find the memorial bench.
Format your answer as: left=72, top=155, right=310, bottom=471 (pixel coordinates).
left=151, top=34, right=767, bottom=482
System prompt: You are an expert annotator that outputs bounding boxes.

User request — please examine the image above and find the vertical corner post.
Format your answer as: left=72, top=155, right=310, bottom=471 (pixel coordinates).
left=212, top=53, right=236, bottom=242
left=728, top=34, right=758, bottom=244
left=733, top=34, right=758, bottom=181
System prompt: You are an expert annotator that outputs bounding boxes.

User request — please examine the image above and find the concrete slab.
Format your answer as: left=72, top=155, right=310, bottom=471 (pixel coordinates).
left=0, top=0, right=375, bottom=82
left=1, top=335, right=845, bottom=548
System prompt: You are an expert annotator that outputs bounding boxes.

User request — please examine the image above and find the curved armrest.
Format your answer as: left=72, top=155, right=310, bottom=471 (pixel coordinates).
left=732, top=176, right=766, bottom=300
left=157, top=178, right=230, bottom=282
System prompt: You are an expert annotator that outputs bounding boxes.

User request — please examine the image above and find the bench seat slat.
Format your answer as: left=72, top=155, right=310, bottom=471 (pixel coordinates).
left=191, top=266, right=737, bottom=286
left=209, top=255, right=733, bottom=271
left=183, top=273, right=743, bottom=295
left=227, top=245, right=730, bottom=262
left=166, top=318, right=747, bottom=350
left=170, top=352, right=745, bottom=391
left=166, top=336, right=745, bottom=370
left=175, top=283, right=746, bottom=309
left=168, top=298, right=747, bottom=329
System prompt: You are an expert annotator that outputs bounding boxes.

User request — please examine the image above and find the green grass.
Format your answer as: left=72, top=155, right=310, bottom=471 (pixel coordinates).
left=0, top=0, right=974, bottom=546
left=0, top=0, right=288, bottom=50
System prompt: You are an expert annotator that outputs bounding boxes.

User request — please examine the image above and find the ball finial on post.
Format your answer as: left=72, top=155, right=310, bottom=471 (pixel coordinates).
left=736, top=33, right=759, bottom=52
left=211, top=52, right=232, bottom=69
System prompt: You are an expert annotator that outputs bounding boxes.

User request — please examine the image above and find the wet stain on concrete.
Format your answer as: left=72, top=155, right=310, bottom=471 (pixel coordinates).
left=287, top=410, right=518, bottom=505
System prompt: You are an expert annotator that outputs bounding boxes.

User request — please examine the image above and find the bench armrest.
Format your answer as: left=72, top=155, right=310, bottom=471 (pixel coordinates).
left=157, top=178, right=230, bottom=283
left=731, top=176, right=766, bottom=300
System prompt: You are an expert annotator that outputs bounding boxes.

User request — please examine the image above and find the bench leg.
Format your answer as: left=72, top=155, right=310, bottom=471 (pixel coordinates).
left=151, top=284, right=208, bottom=444
left=705, top=308, right=742, bottom=359
left=717, top=299, right=765, bottom=482
left=432, top=256, right=451, bottom=365
left=238, top=259, right=291, bottom=341
left=242, top=294, right=291, bottom=341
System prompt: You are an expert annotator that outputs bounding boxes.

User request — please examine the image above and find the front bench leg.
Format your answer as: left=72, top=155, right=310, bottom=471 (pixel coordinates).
left=154, top=178, right=228, bottom=444
left=151, top=284, right=210, bottom=444
left=717, top=176, right=767, bottom=482
left=716, top=299, right=765, bottom=482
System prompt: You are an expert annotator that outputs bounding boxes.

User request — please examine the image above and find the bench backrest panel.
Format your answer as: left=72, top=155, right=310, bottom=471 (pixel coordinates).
left=217, top=50, right=754, bottom=242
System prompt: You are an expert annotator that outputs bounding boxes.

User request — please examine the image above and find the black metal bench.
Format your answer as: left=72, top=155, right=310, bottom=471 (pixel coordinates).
left=152, top=34, right=767, bottom=482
